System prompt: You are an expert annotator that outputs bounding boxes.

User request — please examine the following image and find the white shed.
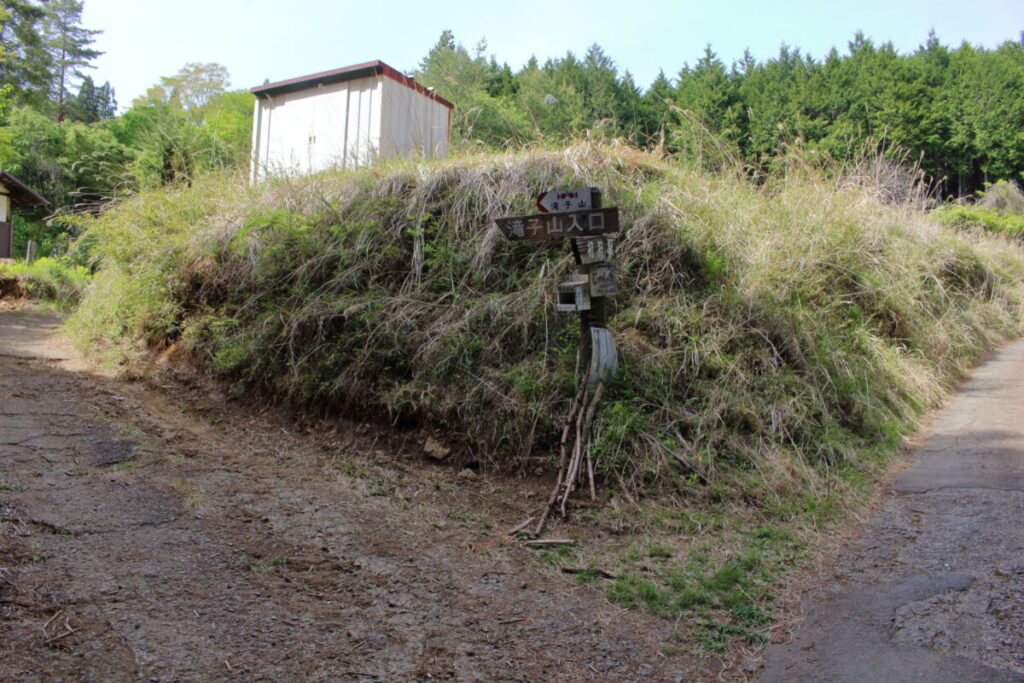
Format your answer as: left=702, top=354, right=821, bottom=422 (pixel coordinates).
left=249, top=60, right=453, bottom=181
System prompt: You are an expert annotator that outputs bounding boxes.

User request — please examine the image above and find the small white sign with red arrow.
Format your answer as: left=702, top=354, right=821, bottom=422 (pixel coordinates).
left=536, top=187, right=598, bottom=214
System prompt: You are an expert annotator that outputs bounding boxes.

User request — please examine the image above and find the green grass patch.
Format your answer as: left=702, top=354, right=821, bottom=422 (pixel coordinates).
left=604, top=526, right=802, bottom=649
left=0, top=257, right=91, bottom=308
left=935, top=205, right=1024, bottom=239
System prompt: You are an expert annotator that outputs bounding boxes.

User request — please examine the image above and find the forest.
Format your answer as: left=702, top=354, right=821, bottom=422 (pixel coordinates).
left=1, top=2, right=1023, bottom=255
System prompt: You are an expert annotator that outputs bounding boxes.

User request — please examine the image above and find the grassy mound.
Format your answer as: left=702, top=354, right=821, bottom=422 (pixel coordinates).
left=0, top=257, right=91, bottom=308
left=68, top=143, right=1024, bottom=507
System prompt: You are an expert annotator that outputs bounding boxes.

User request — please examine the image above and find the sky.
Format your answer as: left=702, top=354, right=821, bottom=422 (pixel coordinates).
left=81, top=0, right=1024, bottom=108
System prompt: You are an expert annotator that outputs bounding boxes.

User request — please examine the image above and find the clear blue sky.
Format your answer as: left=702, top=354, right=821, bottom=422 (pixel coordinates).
left=82, top=0, right=1023, bottom=107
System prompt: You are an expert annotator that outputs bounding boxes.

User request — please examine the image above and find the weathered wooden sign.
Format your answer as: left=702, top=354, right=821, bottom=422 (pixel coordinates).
left=572, top=235, right=615, bottom=265
left=496, top=188, right=620, bottom=391
left=555, top=278, right=592, bottom=312
left=588, top=264, right=617, bottom=297
left=536, top=186, right=599, bottom=213
left=494, top=207, right=619, bottom=241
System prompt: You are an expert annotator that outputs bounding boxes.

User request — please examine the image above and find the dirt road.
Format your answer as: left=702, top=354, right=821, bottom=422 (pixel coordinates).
left=0, top=309, right=703, bottom=682
left=756, top=341, right=1024, bottom=682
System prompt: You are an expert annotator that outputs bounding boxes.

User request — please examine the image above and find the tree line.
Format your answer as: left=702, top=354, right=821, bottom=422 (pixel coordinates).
left=415, top=30, right=1024, bottom=197
left=0, top=1, right=252, bottom=254
left=1, top=4, right=1023, bottom=255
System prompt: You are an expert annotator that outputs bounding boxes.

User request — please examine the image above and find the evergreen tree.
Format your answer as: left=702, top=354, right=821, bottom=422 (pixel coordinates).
left=415, top=31, right=531, bottom=146
left=638, top=70, right=674, bottom=142
left=68, top=74, right=115, bottom=123
left=0, top=0, right=51, bottom=107
left=43, top=0, right=101, bottom=121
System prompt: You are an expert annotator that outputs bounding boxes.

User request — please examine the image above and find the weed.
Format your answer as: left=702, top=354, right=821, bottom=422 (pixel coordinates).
left=67, top=143, right=1024, bottom=502
left=605, top=526, right=802, bottom=648
left=0, top=257, right=91, bottom=308
left=340, top=461, right=367, bottom=478
left=447, top=510, right=493, bottom=530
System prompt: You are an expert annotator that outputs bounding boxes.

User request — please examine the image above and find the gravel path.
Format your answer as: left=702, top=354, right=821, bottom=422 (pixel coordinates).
left=0, top=309, right=703, bottom=682
left=756, top=340, right=1024, bottom=682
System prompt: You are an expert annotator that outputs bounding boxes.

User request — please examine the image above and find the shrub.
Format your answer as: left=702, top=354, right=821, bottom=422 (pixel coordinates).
left=0, top=257, right=91, bottom=308
left=67, top=144, right=1024, bottom=503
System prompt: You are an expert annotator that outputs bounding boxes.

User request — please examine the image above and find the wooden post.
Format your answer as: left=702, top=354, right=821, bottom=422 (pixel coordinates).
left=574, top=190, right=603, bottom=370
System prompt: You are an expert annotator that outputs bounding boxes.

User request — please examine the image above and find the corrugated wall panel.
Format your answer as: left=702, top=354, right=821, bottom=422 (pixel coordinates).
left=379, top=77, right=450, bottom=160
left=252, top=72, right=447, bottom=180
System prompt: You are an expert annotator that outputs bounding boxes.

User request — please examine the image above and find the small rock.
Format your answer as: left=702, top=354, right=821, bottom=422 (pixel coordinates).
left=423, top=437, right=451, bottom=461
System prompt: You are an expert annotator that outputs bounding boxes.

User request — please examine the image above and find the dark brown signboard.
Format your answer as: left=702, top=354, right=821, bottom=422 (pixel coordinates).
left=494, top=207, right=620, bottom=241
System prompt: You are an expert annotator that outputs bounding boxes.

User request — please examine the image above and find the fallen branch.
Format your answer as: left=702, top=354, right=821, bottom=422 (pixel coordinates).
left=42, top=609, right=64, bottom=632
left=503, top=517, right=535, bottom=537
left=522, top=538, right=576, bottom=547
left=536, top=374, right=589, bottom=536
left=43, top=627, right=78, bottom=644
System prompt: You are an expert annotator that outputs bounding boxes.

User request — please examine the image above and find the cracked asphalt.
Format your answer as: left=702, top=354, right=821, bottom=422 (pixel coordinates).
left=756, top=340, right=1024, bottom=682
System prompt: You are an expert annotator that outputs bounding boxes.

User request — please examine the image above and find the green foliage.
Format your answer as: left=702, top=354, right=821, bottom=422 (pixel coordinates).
left=414, top=30, right=1024, bottom=196
left=606, top=527, right=801, bottom=647
left=934, top=181, right=1024, bottom=238
left=136, top=62, right=231, bottom=121
left=935, top=205, right=1024, bottom=238
left=0, top=256, right=90, bottom=307
left=68, top=144, right=1024, bottom=500
left=3, top=104, right=130, bottom=207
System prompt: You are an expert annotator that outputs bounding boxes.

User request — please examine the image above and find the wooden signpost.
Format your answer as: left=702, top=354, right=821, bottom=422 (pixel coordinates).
left=496, top=187, right=623, bottom=532
left=495, top=187, right=620, bottom=387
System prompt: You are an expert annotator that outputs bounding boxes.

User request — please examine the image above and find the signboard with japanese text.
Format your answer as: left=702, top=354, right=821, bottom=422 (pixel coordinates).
left=494, top=207, right=619, bottom=242
left=536, top=187, right=599, bottom=213
left=572, top=235, right=615, bottom=265
left=588, top=264, right=617, bottom=297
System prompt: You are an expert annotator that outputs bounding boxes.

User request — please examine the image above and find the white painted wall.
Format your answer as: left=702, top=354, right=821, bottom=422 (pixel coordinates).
left=0, top=190, right=9, bottom=222
left=251, top=76, right=383, bottom=181
left=251, top=71, right=450, bottom=182
left=379, top=77, right=450, bottom=160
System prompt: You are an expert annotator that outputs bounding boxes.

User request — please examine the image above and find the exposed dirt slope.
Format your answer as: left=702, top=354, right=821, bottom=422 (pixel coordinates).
left=0, top=309, right=711, bottom=682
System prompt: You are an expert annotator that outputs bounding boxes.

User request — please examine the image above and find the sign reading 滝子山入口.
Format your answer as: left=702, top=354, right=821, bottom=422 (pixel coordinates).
left=494, top=207, right=619, bottom=242
left=536, top=186, right=599, bottom=214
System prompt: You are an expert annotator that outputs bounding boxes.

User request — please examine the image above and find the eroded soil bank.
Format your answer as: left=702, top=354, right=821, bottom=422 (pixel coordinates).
left=0, top=310, right=710, bottom=682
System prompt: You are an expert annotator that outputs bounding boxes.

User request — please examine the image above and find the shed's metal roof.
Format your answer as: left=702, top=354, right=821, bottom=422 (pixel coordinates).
left=0, top=171, right=50, bottom=209
left=251, top=60, right=454, bottom=110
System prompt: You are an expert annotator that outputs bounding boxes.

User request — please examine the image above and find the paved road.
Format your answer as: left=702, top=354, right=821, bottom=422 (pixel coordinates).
left=757, top=340, right=1024, bottom=682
